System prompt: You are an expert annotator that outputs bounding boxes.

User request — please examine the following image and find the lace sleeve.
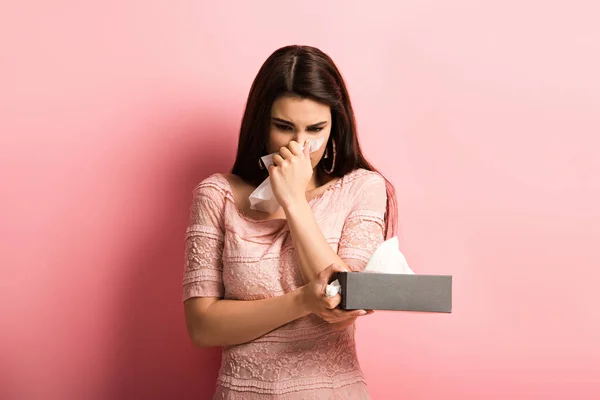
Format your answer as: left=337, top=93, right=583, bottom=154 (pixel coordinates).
left=182, top=180, right=225, bottom=301
left=338, top=173, right=387, bottom=271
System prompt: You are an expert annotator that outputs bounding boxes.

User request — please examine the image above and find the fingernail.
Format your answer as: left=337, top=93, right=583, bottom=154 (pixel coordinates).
left=359, top=310, right=367, bottom=315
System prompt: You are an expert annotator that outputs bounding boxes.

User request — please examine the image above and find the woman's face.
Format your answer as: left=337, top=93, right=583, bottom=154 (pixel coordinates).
left=267, top=94, right=331, bottom=168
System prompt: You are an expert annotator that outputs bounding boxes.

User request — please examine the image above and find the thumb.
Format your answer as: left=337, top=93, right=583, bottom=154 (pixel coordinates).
left=317, top=264, right=333, bottom=283
left=318, top=263, right=348, bottom=282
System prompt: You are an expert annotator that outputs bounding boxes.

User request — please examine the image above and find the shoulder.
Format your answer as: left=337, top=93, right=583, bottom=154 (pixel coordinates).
left=342, top=168, right=386, bottom=191
left=192, top=173, right=231, bottom=208
left=194, top=173, right=228, bottom=191
left=341, top=168, right=388, bottom=211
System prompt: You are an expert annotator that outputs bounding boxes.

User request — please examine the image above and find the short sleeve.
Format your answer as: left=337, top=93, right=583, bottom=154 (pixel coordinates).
left=338, top=172, right=387, bottom=272
left=182, top=178, right=226, bottom=301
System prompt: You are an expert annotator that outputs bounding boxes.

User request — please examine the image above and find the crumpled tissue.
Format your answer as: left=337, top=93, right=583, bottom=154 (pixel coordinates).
left=249, top=137, right=326, bottom=213
left=326, top=236, right=415, bottom=297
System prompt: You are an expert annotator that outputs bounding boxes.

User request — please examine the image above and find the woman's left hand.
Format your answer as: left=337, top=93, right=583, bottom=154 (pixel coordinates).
left=330, top=311, right=375, bottom=331
left=269, top=140, right=313, bottom=208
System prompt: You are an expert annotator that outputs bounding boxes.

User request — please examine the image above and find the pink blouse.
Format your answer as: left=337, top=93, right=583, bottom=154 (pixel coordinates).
left=183, top=168, right=387, bottom=399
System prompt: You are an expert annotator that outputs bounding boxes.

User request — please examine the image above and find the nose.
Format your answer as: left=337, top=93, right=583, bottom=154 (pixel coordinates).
left=294, top=132, right=310, bottom=146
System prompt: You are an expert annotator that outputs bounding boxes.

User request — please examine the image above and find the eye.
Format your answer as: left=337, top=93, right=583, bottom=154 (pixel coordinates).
left=275, top=124, right=293, bottom=131
left=308, top=127, right=324, bottom=132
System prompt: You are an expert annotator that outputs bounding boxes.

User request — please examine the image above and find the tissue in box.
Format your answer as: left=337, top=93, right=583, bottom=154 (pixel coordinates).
left=333, top=272, right=452, bottom=313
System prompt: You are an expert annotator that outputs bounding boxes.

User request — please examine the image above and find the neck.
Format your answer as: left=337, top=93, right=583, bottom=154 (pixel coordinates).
left=307, top=168, right=333, bottom=192
left=306, top=176, right=319, bottom=192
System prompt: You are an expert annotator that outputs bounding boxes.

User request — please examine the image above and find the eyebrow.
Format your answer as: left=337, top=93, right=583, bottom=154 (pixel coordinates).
left=272, top=118, right=328, bottom=128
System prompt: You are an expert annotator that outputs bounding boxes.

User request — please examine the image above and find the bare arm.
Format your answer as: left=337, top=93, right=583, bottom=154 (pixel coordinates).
left=279, top=198, right=376, bottom=330
left=270, top=141, right=387, bottom=283
left=285, top=174, right=388, bottom=280
left=182, top=176, right=367, bottom=348
left=184, top=290, right=308, bottom=347
left=269, top=142, right=350, bottom=283
left=284, top=199, right=348, bottom=283
left=184, top=264, right=365, bottom=347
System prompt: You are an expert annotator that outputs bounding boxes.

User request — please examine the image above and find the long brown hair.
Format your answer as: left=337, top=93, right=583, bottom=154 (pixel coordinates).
left=231, top=45, right=398, bottom=239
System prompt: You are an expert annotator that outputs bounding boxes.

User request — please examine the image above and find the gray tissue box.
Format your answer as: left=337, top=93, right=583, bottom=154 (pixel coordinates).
left=333, top=272, right=452, bottom=313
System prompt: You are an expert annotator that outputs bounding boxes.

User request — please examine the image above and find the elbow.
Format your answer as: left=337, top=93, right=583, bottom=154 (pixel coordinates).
left=184, top=298, right=223, bottom=348
left=190, top=330, right=212, bottom=348
left=186, top=319, right=217, bottom=348
left=188, top=323, right=239, bottom=348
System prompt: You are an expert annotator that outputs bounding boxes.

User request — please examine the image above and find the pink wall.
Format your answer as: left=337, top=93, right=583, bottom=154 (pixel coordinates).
left=1, top=1, right=599, bottom=399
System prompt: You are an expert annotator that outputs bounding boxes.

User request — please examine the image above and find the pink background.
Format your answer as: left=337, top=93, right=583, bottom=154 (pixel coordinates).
left=1, top=1, right=599, bottom=399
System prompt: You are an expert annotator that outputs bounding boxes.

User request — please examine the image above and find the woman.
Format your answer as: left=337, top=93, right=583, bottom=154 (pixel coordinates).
left=183, top=45, right=397, bottom=399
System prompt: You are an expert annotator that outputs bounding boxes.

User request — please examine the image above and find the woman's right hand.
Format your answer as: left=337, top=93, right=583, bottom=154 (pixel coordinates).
left=299, top=263, right=372, bottom=327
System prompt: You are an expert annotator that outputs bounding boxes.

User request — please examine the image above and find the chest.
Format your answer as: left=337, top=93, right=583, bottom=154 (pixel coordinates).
left=218, top=190, right=350, bottom=300
left=220, top=222, right=347, bottom=301
left=220, top=229, right=299, bottom=300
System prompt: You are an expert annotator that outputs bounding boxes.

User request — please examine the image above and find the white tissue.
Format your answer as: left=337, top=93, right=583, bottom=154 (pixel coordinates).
left=325, top=279, right=341, bottom=297
left=361, top=236, right=414, bottom=275
left=249, top=137, right=326, bottom=213
left=325, top=236, right=415, bottom=297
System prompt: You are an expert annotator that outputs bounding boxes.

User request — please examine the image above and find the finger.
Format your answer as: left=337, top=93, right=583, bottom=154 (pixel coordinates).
left=329, top=263, right=350, bottom=274
left=331, top=308, right=368, bottom=319
left=324, top=293, right=341, bottom=309
left=272, top=154, right=284, bottom=166
left=317, top=263, right=349, bottom=283
left=288, top=141, right=303, bottom=156
left=303, top=141, right=311, bottom=156
left=319, top=310, right=365, bottom=326
left=316, top=264, right=333, bottom=284
left=319, top=310, right=347, bottom=323
left=318, top=310, right=336, bottom=322
left=279, top=146, right=293, bottom=160
left=353, top=309, right=370, bottom=317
